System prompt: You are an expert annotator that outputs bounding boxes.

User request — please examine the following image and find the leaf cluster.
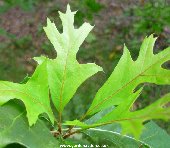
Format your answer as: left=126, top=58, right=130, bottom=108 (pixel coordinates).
left=0, top=4, right=170, bottom=147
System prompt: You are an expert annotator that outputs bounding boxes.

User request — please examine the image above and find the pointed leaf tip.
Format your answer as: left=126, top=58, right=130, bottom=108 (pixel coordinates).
left=67, top=4, right=71, bottom=11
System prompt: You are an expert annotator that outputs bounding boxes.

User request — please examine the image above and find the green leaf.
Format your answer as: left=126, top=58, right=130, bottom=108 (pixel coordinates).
left=84, top=128, right=147, bottom=147
left=87, top=35, right=170, bottom=115
left=81, top=121, right=170, bottom=148
left=65, top=104, right=170, bottom=147
left=0, top=100, right=59, bottom=148
left=0, top=60, right=54, bottom=126
left=64, top=107, right=144, bottom=147
left=64, top=88, right=143, bottom=129
left=35, top=5, right=102, bottom=113
left=141, top=121, right=170, bottom=148
left=64, top=35, right=170, bottom=138
left=64, top=120, right=88, bottom=128
left=95, top=93, right=170, bottom=138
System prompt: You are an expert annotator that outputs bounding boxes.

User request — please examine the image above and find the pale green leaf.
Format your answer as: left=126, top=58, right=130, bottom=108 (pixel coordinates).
left=64, top=104, right=170, bottom=147
left=64, top=104, right=144, bottom=147
left=65, top=92, right=170, bottom=139
left=0, top=100, right=59, bottom=148
left=0, top=60, right=54, bottom=126
left=64, top=88, right=141, bottom=128
left=95, top=93, right=170, bottom=138
left=87, top=35, right=170, bottom=115
left=35, top=4, right=102, bottom=113
left=64, top=35, right=170, bottom=137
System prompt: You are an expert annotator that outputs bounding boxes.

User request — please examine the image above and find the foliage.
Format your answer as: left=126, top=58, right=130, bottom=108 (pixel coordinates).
left=83, top=108, right=170, bottom=147
left=0, top=100, right=59, bottom=148
left=71, top=0, right=104, bottom=25
left=0, top=23, right=34, bottom=81
left=132, top=2, right=170, bottom=34
left=0, top=4, right=170, bottom=147
left=110, top=1, right=170, bottom=59
left=0, top=0, right=38, bottom=13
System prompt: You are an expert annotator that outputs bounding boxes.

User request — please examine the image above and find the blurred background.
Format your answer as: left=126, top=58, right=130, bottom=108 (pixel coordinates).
left=0, top=0, right=170, bottom=134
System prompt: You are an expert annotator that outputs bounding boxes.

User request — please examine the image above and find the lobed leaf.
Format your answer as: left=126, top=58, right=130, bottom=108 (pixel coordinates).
left=0, top=4, right=170, bottom=144
left=87, top=35, right=170, bottom=115
left=65, top=102, right=170, bottom=147
left=94, top=89, right=170, bottom=138
left=65, top=93, right=170, bottom=138
left=0, top=60, right=54, bottom=126
left=35, top=5, right=102, bottom=113
left=65, top=35, right=170, bottom=138
left=70, top=91, right=169, bottom=138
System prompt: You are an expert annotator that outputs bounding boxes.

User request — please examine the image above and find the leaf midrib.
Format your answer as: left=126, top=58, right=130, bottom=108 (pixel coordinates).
left=58, top=28, right=87, bottom=112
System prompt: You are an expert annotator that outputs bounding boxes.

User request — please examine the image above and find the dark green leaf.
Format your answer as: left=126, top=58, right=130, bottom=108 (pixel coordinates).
left=0, top=100, right=59, bottom=148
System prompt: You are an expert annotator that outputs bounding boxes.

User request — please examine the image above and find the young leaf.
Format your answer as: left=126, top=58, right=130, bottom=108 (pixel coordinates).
left=0, top=100, right=59, bottom=148
left=64, top=78, right=170, bottom=139
left=87, top=34, right=170, bottom=115
left=64, top=107, right=145, bottom=147
left=0, top=60, right=54, bottom=126
left=95, top=93, right=170, bottom=138
left=64, top=88, right=142, bottom=130
left=65, top=101, right=170, bottom=147
left=64, top=35, right=170, bottom=138
left=35, top=5, right=102, bottom=114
